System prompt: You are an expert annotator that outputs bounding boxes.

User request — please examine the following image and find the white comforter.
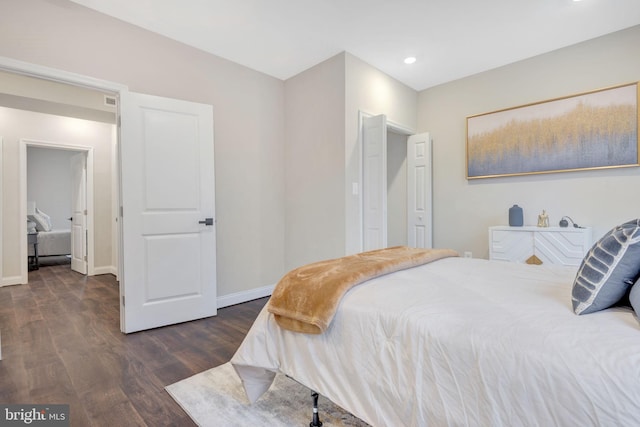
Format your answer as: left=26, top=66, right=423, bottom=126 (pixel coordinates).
left=28, top=229, right=71, bottom=256
left=231, top=257, right=640, bottom=426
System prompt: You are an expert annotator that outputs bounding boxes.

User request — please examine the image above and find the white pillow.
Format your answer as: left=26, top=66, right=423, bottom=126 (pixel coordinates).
left=28, top=208, right=52, bottom=232
left=27, top=220, right=37, bottom=234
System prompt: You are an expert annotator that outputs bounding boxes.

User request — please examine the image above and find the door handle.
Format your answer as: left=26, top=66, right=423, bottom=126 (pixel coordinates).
left=199, top=218, right=214, bottom=226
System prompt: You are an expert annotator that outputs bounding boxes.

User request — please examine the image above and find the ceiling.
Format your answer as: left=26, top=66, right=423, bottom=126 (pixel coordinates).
left=70, top=0, right=640, bottom=91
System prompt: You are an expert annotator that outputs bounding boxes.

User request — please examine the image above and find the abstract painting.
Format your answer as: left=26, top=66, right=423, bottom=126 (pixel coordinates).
left=467, top=83, right=639, bottom=179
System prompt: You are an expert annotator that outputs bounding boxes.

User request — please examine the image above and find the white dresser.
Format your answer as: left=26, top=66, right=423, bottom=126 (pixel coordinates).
left=489, top=226, right=593, bottom=266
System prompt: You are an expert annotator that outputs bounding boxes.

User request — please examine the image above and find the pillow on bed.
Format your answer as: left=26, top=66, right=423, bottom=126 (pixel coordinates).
left=629, top=278, right=640, bottom=317
left=28, top=208, right=52, bottom=232
left=572, top=219, right=640, bottom=315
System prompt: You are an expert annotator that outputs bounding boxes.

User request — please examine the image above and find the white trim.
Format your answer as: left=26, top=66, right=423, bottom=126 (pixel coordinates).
left=0, top=56, right=127, bottom=94
left=111, top=126, right=119, bottom=281
left=0, top=136, right=3, bottom=285
left=217, top=284, right=274, bottom=309
left=19, top=139, right=96, bottom=282
left=357, top=111, right=366, bottom=252
left=93, top=265, right=117, bottom=276
left=358, top=110, right=416, bottom=135
left=1, top=276, right=22, bottom=287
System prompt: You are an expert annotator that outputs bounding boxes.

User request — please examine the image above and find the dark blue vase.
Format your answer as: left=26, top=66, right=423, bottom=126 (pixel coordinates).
left=509, top=205, right=523, bottom=226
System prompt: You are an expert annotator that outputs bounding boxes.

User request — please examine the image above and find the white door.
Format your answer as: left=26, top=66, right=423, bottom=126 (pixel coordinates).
left=119, top=91, right=216, bottom=333
left=407, top=133, right=432, bottom=248
left=70, top=152, right=88, bottom=274
left=362, top=114, right=387, bottom=251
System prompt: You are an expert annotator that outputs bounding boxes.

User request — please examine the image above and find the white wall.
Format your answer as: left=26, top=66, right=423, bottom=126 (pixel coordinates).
left=27, top=146, right=75, bottom=230
left=0, top=0, right=285, bottom=296
left=418, top=25, right=640, bottom=259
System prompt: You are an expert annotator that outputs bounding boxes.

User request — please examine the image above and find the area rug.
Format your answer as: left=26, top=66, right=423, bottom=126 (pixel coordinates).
left=166, top=362, right=369, bottom=426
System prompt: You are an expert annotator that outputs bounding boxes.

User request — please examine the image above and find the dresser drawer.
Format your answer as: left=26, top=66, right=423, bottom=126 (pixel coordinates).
left=489, top=226, right=592, bottom=266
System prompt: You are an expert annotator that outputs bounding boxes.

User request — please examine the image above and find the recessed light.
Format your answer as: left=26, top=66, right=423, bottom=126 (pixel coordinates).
left=404, top=56, right=417, bottom=65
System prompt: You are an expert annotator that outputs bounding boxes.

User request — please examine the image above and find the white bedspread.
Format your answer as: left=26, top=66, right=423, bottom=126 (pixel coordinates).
left=30, top=229, right=71, bottom=256
left=231, top=257, right=640, bottom=426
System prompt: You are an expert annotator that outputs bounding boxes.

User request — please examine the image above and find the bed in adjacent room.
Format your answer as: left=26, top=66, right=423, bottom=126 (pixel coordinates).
left=27, top=204, right=71, bottom=259
left=231, top=221, right=640, bottom=426
left=32, top=229, right=72, bottom=257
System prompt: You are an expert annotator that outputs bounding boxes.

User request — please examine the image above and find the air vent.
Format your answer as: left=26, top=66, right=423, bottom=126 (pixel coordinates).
left=104, top=95, right=117, bottom=107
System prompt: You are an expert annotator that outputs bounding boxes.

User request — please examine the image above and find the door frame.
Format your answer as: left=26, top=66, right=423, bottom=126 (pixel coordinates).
left=0, top=56, right=219, bottom=334
left=0, top=57, right=125, bottom=278
left=0, top=136, right=3, bottom=283
left=357, top=110, right=415, bottom=252
left=19, top=140, right=94, bottom=281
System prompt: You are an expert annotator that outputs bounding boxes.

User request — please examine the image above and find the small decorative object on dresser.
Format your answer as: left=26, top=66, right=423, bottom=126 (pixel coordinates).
left=489, top=225, right=592, bottom=266
left=508, top=204, right=523, bottom=226
left=537, top=210, right=550, bottom=227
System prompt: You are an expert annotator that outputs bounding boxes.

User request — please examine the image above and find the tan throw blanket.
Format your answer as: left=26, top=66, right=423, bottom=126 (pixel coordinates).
left=267, top=246, right=459, bottom=334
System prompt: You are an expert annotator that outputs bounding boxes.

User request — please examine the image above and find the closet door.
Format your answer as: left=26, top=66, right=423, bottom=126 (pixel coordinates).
left=362, top=114, right=387, bottom=251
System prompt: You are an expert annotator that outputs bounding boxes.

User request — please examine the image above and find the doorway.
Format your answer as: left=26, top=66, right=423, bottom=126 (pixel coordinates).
left=23, top=143, right=92, bottom=275
left=387, top=129, right=408, bottom=247
left=0, top=69, right=118, bottom=286
left=1, top=59, right=218, bottom=334
left=360, top=112, right=432, bottom=251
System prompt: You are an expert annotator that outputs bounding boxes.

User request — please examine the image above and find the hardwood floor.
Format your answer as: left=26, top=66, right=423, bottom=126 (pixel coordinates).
left=0, top=263, right=268, bottom=426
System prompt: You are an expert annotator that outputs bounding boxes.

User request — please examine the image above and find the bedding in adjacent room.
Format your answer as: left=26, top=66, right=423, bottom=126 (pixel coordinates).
left=26, top=205, right=71, bottom=257
left=29, top=229, right=71, bottom=257
left=27, top=207, right=52, bottom=232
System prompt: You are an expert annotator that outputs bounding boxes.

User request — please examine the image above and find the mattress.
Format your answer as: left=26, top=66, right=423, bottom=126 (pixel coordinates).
left=29, top=229, right=71, bottom=256
left=231, top=257, right=640, bottom=426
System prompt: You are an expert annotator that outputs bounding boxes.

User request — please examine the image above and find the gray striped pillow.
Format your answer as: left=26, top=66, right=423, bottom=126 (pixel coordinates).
left=572, top=219, right=640, bottom=315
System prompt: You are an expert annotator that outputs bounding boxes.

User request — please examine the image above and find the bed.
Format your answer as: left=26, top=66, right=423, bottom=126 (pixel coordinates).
left=30, top=229, right=71, bottom=257
left=27, top=204, right=71, bottom=259
left=231, top=239, right=640, bottom=426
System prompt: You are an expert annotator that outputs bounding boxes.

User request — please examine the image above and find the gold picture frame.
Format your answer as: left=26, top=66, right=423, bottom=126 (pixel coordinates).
left=466, top=82, right=639, bottom=179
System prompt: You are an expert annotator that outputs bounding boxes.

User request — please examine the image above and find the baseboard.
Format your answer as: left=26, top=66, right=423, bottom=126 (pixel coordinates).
left=92, top=265, right=117, bottom=276
left=217, top=284, right=274, bottom=309
left=1, top=275, right=23, bottom=287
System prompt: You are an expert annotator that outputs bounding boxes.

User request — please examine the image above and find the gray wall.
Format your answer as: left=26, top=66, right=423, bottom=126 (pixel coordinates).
left=3, top=0, right=638, bottom=296
left=27, top=146, right=74, bottom=230
left=344, top=53, right=418, bottom=254
left=284, top=52, right=419, bottom=266
left=387, top=131, right=408, bottom=247
left=418, top=25, right=640, bottom=258
left=0, top=0, right=285, bottom=295
left=284, top=54, right=346, bottom=271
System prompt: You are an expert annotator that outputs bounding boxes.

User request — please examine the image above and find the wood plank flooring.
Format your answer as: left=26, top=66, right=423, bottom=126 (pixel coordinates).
left=0, top=263, right=268, bottom=426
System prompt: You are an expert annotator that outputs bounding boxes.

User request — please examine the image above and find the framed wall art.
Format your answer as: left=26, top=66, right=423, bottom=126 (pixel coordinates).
left=466, top=82, right=639, bottom=179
